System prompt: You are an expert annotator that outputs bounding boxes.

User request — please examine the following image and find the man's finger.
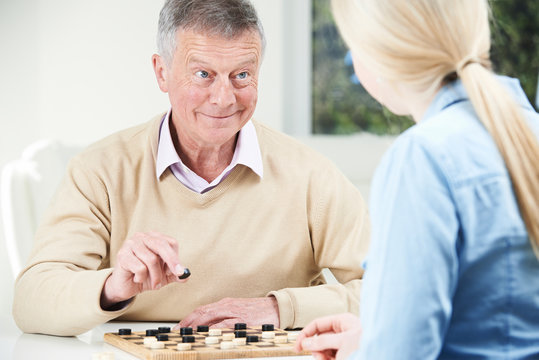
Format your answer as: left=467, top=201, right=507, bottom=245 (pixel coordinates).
left=176, top=316, right=227, bottom=330
left=177, top=303, right=226, bottom=329
left=177, top=297, right=279, bottom=330
left=178, top=310, right=228, bottom=329
left=141, top=233, right=185, bottom=278
left=164, top=267, right=181, bottom=285
left=210, top=318, right=240, bottom=329
left=131, top=240, right=164, bottom=288
left=119, top=249, right=149, bottom=285
left=147, top=231, right=179, bottom=251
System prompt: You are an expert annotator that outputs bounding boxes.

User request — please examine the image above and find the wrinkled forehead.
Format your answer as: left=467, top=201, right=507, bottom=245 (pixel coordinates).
left=175, top=28, right=263, bottom=65
left=178, top=20, right=264, bottom=42
left=176, top=27, right=262, bottom=48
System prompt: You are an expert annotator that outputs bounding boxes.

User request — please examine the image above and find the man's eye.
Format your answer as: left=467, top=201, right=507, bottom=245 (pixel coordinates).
left=236, top=72, right=248, bottom=80
left=195, top=70, right=209, bottom=79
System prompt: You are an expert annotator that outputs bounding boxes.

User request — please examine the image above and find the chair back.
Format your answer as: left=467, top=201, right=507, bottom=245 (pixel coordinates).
left=1, top=139, right=82, bottom=279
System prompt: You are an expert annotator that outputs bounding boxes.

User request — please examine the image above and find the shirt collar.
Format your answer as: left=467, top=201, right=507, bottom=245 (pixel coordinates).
left=422, top=75, right=534, bottom=123
left=156, top=109, right=264, bottom=180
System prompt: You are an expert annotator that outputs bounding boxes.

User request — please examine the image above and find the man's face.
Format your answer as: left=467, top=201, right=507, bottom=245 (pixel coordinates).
left=154, top=29, right=262, bottom=150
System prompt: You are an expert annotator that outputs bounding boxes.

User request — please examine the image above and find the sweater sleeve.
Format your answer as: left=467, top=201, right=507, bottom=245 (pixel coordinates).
left=13, top=157, right=133, bottom=336
left=269, top=159, right=370, bottom=329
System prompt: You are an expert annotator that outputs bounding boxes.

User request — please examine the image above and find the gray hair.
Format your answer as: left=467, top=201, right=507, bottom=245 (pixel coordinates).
left=157, top=0, right=266, bottom=66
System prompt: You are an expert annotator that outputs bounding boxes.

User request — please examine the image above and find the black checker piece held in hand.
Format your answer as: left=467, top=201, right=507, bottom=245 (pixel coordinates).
left=178, top=268, right=191, bottom=279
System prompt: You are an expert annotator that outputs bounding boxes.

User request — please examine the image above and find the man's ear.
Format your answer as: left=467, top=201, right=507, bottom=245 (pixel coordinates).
left=152, top=54, right=169, bottom=93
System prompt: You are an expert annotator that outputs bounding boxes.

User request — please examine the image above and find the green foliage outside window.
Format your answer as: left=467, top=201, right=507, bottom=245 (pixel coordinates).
left=312, top=0, right=539, bottom=135
left=490, top=0, right=539, bottom=109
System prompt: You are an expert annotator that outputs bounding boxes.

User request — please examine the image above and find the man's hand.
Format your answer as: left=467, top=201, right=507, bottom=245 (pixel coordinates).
left=176, top=297, right=280, bottom=329
left=100, top=231, right=189, bottom=309
left=294, top=313, right=361, bottom=360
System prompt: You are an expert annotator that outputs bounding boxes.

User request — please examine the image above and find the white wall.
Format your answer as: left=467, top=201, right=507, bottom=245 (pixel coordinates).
left=0, top=0, right=391, bottom=320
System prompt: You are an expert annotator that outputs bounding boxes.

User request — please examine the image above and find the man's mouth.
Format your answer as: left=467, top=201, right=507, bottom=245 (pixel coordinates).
left=200, top=112, right=238, bottom=120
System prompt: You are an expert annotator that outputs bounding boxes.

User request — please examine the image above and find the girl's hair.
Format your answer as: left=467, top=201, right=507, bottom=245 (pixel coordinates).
left=331, top=0, right=539, bottom=256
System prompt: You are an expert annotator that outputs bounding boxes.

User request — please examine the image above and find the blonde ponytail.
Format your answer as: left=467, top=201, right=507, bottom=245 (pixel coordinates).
left=458, top=63, right=539, bottom=256
left=331, top=0, right=539, bottom=256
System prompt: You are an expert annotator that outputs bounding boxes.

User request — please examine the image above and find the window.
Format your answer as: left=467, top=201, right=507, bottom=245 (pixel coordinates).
left=311, top=0, right=539, bottom=135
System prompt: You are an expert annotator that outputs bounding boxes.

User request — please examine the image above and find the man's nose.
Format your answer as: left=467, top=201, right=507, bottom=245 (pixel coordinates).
left=209, top=77, right=236, bottom=107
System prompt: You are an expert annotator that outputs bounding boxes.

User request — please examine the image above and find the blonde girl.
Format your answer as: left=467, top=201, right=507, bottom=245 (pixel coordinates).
left=296, top=0, right=539, bottom=359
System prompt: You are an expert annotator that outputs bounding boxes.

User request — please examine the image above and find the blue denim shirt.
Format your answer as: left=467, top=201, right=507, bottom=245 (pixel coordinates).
left=351, top=77, right=539, bottom=359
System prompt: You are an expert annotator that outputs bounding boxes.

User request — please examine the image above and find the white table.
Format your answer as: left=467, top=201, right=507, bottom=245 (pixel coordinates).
left=0, top=314, right=312, bottom=359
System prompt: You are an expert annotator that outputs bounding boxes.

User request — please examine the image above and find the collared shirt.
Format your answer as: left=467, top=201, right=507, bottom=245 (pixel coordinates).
left=156, top=109, right=263, bottom=193
left=352, top=77, right=539, bottom=359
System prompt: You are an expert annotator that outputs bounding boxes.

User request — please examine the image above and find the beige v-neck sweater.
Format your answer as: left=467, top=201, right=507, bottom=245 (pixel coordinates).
left=13, top=114, right=370, bottom=336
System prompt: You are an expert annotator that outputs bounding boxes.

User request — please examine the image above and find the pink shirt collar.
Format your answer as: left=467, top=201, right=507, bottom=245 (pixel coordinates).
left=156, top=109, right=263, bottom=193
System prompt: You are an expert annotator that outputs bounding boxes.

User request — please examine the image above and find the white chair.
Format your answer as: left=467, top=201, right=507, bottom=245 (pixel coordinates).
left=1, top=139, right=82, bottom=279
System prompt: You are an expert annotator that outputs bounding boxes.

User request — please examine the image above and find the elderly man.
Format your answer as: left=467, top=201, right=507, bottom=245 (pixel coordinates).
left=13, top=0, right=369, bottom=336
